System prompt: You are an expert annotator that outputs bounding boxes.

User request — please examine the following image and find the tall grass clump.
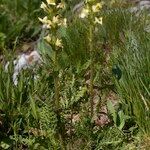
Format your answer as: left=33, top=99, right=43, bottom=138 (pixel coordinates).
left=111, top=13, right=150, bottom=134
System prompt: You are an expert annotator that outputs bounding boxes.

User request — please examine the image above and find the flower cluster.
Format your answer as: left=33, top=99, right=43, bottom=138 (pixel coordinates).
left=39, top=0, right=67, bottom=48
left=39, top=16, right=67, bottom=29
left=79, top=1, right=103, bottom=25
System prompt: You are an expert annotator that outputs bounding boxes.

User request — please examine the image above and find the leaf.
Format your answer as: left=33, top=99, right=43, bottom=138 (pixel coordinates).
left=58, top=26, right=67, bottom=38
left=71, top=87, right=87, bottom=106
left=76, top=60, right=91, bottom=74
left=107, top=100, right=117, bottom=125
left=0, top=141, right=10, bottom=149
left=37, top=40, right=52, bottom=56
left=118, top=110, right=125, bottom=130
left=29, top=94, right=38, bottom=120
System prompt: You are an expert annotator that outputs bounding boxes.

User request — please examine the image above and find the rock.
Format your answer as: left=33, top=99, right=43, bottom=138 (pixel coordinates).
left=5, top=50, right=42, bottom=85
left=129, top=0, right=150, bottom=13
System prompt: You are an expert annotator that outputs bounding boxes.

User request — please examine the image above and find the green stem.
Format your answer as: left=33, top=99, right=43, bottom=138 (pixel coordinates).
left=54, top=48, right=60, bottom=111
left=54, top=75, right=60, bottom=110
left=54, top=49, right=66, bottom=150
left=89, top=19, right=94, bottom=118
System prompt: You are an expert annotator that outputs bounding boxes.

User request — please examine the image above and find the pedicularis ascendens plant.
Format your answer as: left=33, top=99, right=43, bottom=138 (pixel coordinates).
left=39, top=0, right=67, bottom=148
left=79, top=0, right=103, bottom=118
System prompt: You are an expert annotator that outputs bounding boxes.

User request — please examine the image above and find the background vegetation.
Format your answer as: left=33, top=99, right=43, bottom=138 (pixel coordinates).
left=0, top=0, right=150, bottom=149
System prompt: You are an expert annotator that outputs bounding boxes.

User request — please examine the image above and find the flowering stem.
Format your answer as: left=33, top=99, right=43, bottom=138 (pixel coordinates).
left=54, top=49, right=66, bottom=150
left=89, top=15, right=94, bottom=118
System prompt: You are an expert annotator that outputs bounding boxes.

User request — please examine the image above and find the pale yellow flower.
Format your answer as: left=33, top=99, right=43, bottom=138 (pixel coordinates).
left=79, top=8, right=89, bottom=18
left=38, top=16, right=48, bottom=24
left=62, top=18, right=67, bottom=27
left=52, top=16, right=59, bottom=24
left=38, top=16, right=52, bottom=25
left=40, top=2, right=47, bottom=10
left=44, top=34, right=51, bottom=43
left=38, top=16, right=52, bottom=28
left=57, top=2, right=65, bottom=9
left=46, top=0, right=56, bottom=5
left=55, top=38, right=63, bottom=48
left=92, top=3, right=102, bottom=13
left=57, top=18, right=67, bottom=27
left=94, top=17, right=103, bottom=25
left=110, top=0, right=115, bottom=5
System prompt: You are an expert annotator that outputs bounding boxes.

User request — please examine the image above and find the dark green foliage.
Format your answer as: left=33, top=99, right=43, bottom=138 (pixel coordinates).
left=114, top=29, right=150, bottom=134
left=0, top=0, right=42, bottom=51
left=112, top=65, right=122, bottom=80
left=95, top=127, right=125, bottom=150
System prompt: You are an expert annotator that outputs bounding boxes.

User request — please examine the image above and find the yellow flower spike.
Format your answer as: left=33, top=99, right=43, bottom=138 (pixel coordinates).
left=94, top=17, right=103, bottom=25
left=55, top=38, right=63, bottom=48
left=92, top=3, right=102, bottom=13
left=79, top=8, right=89, bottom=18
left=44, top=34, right=51, bottom=43
left=46, top=0, right=56, bottom=5
left=40, top=2, right=47, bottom=10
